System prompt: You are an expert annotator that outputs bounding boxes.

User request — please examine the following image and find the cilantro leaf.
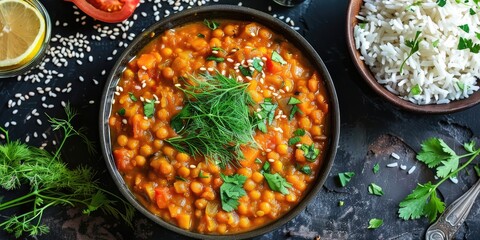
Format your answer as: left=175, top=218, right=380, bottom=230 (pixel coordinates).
left=470, top=8, right=476, bottom=15
left=358, top=23, right=366, bottom=29
left=297, top=164, right=312, bottom=175
left=476, top=32, right=480, bottom=40
left=300, top=143, right=320, bottom=162
left=255, top=158, right=262, bottom=164
left=271, top=51, right=287, bottom=65
left=204, top=19, right=220, bottom=30
left=263, top=173, right=292, bottom=194
left=373, top=163, right=380, bottom=174
left=436, top=0, right=446, bottom=7
left=143, top=101, right=155, bottom=118
left=368, top=218, right=383, bottom=229
left=417, top=138, right=452, bottom=168
left=117, top=108, right=126, bottom=116
left=436, top=157, right=459, bottom=178
left=410, top=84, right=422, bottom=95
left=198, top=170, right=209, bottom=179
left=206, top=56, right=224, bottom=62
left=400, top=31, right=422, bottom=74
left=432, top=39, right=439, bottom=48
left=256, top=99, right=278, bottom=132
left=219, top=174, right=247, bottom=212
left=288, top=136, right=301, bottom=146
left=293, top=129, right=306, bottom=136
left=288, top=97, right=302, bottom=105
left=239, top=66, right=253, bottom=77
left=197, top=33, right=205, bottom=38
left=262, top=162, right=271, bottom=174
left=399, top=182, right=444, bottom=221
left=458, top=24, right=470, bottom=33
left=368, top=183, right=384, bottom=196
left=129, top=92, right=137, bottom=102
left=252, top=58, right=263, bottom=72
left=338, top=172, right=355, bottom=187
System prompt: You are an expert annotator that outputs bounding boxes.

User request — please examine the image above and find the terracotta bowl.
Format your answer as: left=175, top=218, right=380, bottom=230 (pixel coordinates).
left=99, top=5, right=340, bottom=239
left=346, top=0, right=480, bottom=114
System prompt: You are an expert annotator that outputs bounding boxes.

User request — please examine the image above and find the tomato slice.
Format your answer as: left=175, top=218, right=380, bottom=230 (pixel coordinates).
left=66, top=0, right=140, bottom=23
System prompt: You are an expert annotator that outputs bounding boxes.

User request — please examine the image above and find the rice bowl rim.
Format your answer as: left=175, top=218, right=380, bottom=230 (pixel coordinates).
left=346, top=0, right=480, bottom=114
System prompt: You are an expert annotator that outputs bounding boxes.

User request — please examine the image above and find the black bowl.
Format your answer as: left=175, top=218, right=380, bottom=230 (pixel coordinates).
left=99, top=5, right=340, bottom=239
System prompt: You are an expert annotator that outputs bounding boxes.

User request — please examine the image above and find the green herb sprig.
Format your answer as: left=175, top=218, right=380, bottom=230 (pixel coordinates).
left=400, top=31, right=422, bottom=74
left=0, top=106, right=134, bottom=238
left=219, top=174, right=247, bottom=212
left=166, top=73, right=256, bottom=168
left=399, top=138, right=480, bottom=222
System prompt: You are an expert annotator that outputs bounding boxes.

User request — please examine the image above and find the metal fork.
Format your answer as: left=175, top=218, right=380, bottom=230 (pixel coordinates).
left=425, top=179, right=480, bottom=240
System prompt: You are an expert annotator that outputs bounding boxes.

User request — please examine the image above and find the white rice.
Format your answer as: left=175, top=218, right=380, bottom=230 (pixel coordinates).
left=354, top=0, right=480, bottom=104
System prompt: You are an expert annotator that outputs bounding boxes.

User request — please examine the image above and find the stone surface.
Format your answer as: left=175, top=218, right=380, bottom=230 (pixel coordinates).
left=0, top=0, right=479, bottom=239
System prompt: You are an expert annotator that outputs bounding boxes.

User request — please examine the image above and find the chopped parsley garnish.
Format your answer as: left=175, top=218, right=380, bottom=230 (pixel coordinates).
left=288, top=97, right=303, bottom=120
left=117, top=108, right=126, bottom=116
left=262, top=161, right=271, bottom=173
left=338, top=201, right=345, bottom=206
left=458, top=24, right=470, bottom=33
left=198, top=170, right=209, bottom=179
left=143, top=100, right=155, bottom=118
left=368, top=183, right=384, bottom=196
left=476, top=32, right=480, bottom=40
left=256, top=98, right=278, bottom=133
left=263, top=173, right=292, bottom=194
left=288, top=136, right=301, bottom=146
left=197, top=33, right=205, bottom=38
left=400, top=31, right=422, bottom=74
left=373, top=163, right=380, bottom=174
left=470, top=8, right=476, bottom=15
left=297, top=164, right=312, bottom=175
left=368, top=218, right=383, bottom=229
left=212, top=46, right=226, bottom=53
left=406, top=0, right=423, bottom=11
left=458, top=37, right=480, bottom=53
left=432, top=39, right=440, bottom=48
left=175, top=176, right=187, bottom=181
left=203, top=19, right=220, bottom=30
left=129, top=92, right=137, bottom=102
left=206, top=56, right=224, bottom=62
left=271, top=51, right=287, bottom=65
left=410, top=84, right=422, bottom=95
left=436, top=0, right=446, bottom=7
left=457, top=82, right=465, bottom=91
left=239, top=65, right=253, bottom=77
left=252, top=58, right=263, bottom=72
left=254, top=158, right=262, bottom=164
left=293, top=128, right=306, bottom=136
left=219, top=174, right=247, bottom=212
left=359, top=23, right=367, bottom=29
left=338, top=172, right=355, bottom=187
left=300, top=143, right=320, bottom=162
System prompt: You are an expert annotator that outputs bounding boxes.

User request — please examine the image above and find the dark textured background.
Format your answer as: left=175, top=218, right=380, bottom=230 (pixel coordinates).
left=0, top=0, right=479, bottom=239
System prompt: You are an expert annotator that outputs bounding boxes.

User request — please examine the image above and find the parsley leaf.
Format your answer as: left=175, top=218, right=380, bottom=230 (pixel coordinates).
left=400, top=31, right=422, bottom=74
left=297, top=164, right=312, bottom=175
left=219, top=174, right=247, bottom=212
left=239, top=65, right=253, bottom=77
left=198, top=170, right=209, bottom=179
left=263, top=173, right=292, bottom=194
left=117, top=108, right=126, bottom=116
left=358, top=23, right=367, bottom=29
left=458, top=37, right=480, bottom=53
left=252, top=58, right=263, bottom=72
left=399, top=182, right=445, bottom=222
left=255, top=158, right=262, bottom=164
left=416, top=138, right=460, bottom=178
left=368, top=183, right=384, bottom=196
left=293, top=128, right=306, bottom=136
left=129, top=92, right=137, bottom=102
left=143, top=100, right=155, bottom=118
left=206, top=56, right=224, bottom=62
left=458, top=24, right=470, bottom=33
left=288, top=97, right=303, bottom=120
left=288, top=136, right=301, bottom=146
left=256, top=98, right=278, bottom=132
left=338, top=172, right=355, bottom=187
left=197, top=33, right=205, bottom=38
left=410, top=84, right=422, bottom=95
left=203, top=19, right=220, bottom=30
left=271, top=51, right=287, bottom=65
left=288, top=97, right=302, bottom=105
left=300, top=143, right=320, bottom=162
left=436, top=0, right=446, bottom=7
left=368, top=218, right=383, bottom=229
left=432, top=39, right=439, bottom=48
left=262, top=162, right=271, bottom=174
left=373, top=163, right=380, bottom=174
left=476, top=32, right=480, bottom=40
left=470, top=8, right=476, bottom=15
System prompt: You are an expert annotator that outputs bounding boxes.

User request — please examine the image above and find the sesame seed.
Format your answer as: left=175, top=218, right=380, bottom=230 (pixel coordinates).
left=122, top=119, right=127, bottom=124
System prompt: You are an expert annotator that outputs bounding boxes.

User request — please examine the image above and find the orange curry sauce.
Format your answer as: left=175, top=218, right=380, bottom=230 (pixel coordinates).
left=109, top=20, right=330, bottom=234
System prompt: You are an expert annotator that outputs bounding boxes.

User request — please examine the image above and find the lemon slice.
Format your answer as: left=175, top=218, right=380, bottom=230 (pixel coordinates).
left=0, top=0, right=46, bottom=69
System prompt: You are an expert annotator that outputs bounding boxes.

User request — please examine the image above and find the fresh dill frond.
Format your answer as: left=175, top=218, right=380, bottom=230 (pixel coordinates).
left=166, top=73, right=256, bottom=168
left=0, top=105, right=135, bottom=238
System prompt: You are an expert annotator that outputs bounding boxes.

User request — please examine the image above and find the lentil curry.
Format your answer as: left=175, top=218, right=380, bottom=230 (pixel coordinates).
left=109, top=19, right=330, bottom=234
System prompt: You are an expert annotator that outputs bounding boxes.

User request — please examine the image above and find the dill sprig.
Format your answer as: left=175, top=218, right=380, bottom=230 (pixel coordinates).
left=0, top=105, right=135, bottom=238
left=166, top=73, right=256, bottom=168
